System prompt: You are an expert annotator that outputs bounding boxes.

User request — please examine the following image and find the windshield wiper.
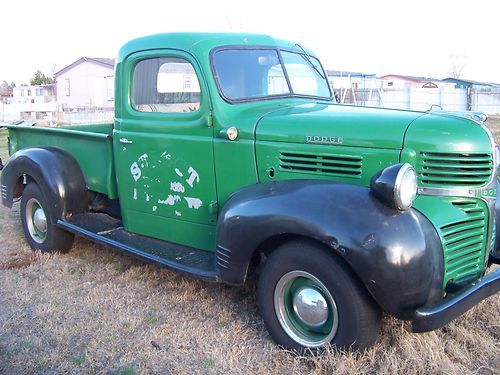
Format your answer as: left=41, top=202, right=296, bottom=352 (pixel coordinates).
left=293, top=43, right=326, bottom=80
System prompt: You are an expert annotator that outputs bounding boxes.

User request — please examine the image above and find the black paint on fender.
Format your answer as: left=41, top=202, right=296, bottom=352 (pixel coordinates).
left=370, top=163, right=405, bottom=209
left=1, top=147, right=90, bottom=220
left=216, top=179, right=444, bottom=319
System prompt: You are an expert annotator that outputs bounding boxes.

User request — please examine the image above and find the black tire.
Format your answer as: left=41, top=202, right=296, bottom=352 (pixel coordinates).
left=20, top=182, right=74, bottom=253
left=257, top=240, right=381, bottom=353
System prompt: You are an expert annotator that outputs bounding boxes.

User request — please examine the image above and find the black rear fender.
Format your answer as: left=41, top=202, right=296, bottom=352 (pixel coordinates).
left=215, top=180, right=443, bottom=319
left=1, top=147, right=90, bottom=220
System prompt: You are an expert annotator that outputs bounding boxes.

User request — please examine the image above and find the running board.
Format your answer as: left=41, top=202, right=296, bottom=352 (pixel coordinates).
left=57, top=213, right=217, bottom=281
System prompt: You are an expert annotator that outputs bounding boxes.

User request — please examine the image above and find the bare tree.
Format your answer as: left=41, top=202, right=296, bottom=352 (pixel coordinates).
left=448, top=54, right=466, bottom=79
left=0, top=80, right=14, bottom=94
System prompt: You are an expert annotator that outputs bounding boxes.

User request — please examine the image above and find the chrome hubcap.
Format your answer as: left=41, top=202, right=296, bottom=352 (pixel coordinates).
left=274, top=270, right=339, bottom=348
left=292, top=286, right=329, bottom=328
left=25, top=198, right=47, bottom=243
left=33, top=207, right=47, bottom=233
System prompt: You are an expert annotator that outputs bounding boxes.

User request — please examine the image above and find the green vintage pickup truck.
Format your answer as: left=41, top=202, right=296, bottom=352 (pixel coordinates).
left=1, top=33, right=499, bottom=353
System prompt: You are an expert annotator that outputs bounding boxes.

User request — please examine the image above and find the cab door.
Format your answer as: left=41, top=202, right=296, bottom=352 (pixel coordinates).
left=114, top=49, right=217, bottom=251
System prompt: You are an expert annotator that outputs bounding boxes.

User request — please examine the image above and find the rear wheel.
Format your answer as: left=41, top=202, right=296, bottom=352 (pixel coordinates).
left=20, top=182, right=74, bottom=252
left=257, top=240, right=381, bottom=353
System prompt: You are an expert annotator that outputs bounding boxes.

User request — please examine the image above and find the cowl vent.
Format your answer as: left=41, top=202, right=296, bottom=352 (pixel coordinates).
left=279, top=151, right=362, bottom=178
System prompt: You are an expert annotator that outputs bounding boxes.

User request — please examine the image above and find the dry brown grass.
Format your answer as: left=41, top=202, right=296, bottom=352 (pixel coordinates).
left=0, top=122, right=499, bottom=374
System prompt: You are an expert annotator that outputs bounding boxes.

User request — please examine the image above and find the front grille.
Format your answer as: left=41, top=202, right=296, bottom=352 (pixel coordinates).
left=417, top=152, right=493, bottom=187
left=441, top=199, right=487, bottom=285
left=279, top=151, right=362, bottom=178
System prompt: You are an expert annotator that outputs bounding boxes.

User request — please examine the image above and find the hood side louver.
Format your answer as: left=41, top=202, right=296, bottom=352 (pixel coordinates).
left=279, top=151, right=362, bottom=178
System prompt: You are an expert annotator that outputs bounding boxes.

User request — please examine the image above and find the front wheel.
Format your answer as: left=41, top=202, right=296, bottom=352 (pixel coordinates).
left=20, top=182, right=74, bottom=252
left=257, top=240, right=381, bottom=353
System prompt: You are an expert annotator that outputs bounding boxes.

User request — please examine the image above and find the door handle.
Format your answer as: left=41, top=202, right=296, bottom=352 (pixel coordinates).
left=120, top=138, right=133, bottom=144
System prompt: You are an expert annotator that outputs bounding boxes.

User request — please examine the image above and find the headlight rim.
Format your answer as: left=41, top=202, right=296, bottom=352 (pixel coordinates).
left=370, top=162, right=418, bottom=211
left=393, top=163, right=418, bottom=211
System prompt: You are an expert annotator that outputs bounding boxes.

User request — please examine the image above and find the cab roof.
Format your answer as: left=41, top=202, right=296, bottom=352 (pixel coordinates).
left=116, top=32, right=309, bottom=63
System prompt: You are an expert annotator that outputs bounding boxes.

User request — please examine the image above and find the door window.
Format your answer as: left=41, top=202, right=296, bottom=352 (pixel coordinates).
left=132, top=57, right=201, bottom=113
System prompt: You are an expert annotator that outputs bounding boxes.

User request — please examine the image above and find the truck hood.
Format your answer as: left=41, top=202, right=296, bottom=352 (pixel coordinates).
left=403, top=111, right=493, bottom=155
left=255, top=103, right=425, bottom=149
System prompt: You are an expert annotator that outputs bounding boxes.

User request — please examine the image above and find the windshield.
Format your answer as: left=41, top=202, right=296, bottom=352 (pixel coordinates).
left=212, top=48, right=332, bottom=102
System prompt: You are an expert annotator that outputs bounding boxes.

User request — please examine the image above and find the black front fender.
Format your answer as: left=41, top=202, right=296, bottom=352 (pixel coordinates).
left=216, top=180, right=443, bottom=319
left=1, top=147, right=89, bottom=220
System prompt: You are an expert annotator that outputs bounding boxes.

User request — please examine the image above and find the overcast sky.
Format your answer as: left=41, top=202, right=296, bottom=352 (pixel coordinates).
left=1, top=0, right=498, bottom=85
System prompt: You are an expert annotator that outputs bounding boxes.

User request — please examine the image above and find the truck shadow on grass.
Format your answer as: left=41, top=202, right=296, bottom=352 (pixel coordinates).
left=69, top=234, right=265, bottom=326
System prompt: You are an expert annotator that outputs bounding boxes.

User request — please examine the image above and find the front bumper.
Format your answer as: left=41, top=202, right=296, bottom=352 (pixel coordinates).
left=411, top=268, right=500, bottom=332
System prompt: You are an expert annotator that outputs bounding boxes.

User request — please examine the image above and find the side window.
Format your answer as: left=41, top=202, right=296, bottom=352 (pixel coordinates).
left=132, top=57, right=201, bottom=113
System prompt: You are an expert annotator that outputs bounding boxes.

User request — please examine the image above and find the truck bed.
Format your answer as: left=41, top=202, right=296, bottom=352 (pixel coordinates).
left=5, top=123, right=118, bottom=198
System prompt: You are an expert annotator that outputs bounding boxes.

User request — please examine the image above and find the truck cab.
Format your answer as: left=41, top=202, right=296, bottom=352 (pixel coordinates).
left=1, top=32, right=499, bottom=353
left=112, top=34, right=341, bottom=251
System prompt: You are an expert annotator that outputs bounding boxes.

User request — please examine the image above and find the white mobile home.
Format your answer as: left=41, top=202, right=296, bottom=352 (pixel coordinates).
left=54, top=57, right=115, bottom=111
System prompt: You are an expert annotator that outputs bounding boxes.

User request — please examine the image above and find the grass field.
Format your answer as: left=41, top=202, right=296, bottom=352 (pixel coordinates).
left=0, top=119, right=499, bottom=374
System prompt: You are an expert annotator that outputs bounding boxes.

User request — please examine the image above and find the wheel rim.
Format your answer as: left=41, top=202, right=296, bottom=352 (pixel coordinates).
left=25, top=198, right=47, bottom=244
left=274, top=270, right=339, bottom=348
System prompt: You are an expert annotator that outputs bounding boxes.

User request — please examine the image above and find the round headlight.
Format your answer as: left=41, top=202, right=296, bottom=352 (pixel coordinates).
left=394, top=164, right=418, bottom=210
left=370, top=163, right=418, bottom=211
